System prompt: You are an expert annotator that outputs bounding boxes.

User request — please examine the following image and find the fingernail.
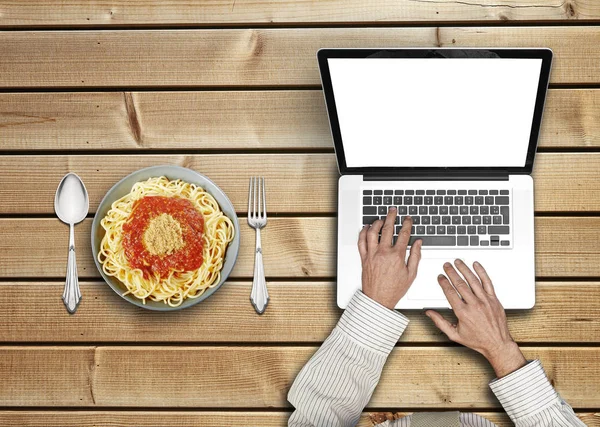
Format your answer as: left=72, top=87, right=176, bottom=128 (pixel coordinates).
left=455, top=258, right=462, bottom=264
left=390, top=206, right=396, bottom=211
left=474, top=261, right=480, bottom=266
left=438, top=274, right=445, bottom=280
left=443, top=262, right=451, bottom=268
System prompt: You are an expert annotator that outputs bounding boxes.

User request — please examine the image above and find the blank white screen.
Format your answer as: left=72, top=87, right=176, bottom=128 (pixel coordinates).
left=327, top=57, right=542, bottom=168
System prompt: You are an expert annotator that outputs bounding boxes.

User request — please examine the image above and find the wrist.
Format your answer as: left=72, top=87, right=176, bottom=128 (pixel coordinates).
left=374, top=297, right=399, bottom=310
left=485, top=341, right=527, bottom=378
left=362, top=290, right=400, bottom=310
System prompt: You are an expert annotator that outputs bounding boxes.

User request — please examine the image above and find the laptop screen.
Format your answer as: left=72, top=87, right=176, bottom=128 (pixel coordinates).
left=326, top=57, right=544, bottom=169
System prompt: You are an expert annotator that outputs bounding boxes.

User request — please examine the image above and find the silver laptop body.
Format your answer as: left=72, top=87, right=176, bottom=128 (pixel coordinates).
left=317, top=48, right=553, bottom=309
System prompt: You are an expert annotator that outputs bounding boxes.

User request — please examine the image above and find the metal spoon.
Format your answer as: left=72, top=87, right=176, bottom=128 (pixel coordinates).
left=54, top=173, right=89, bottom=314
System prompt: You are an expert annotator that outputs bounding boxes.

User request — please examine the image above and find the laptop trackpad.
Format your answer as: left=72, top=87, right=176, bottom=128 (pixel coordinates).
left=407, top=257, right=450, bottom=301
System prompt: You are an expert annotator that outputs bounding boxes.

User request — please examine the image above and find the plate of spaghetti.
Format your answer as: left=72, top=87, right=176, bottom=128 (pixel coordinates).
left=91, top=166, right=239, bottom=310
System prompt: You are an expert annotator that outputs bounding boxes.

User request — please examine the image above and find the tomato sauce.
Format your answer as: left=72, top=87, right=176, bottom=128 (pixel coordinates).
left=122, top=196, right=204, bottom=279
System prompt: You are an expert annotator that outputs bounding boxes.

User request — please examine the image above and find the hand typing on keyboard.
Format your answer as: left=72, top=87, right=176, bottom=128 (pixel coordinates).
left=357, top=207, right=422, bottom=309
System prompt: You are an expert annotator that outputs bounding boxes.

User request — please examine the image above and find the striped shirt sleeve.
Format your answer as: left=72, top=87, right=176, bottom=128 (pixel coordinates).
left=288, top=290, right=409, bottom=427
left=489, top=360, right=586, bottom=426
left=384, top=413, right=500, bottom=427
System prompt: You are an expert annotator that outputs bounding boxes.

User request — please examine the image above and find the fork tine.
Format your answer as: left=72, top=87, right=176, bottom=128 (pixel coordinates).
left=248, top=177, right=253, bottom=221
left=253, top=176, right=258, bottom=219
left=257, top=176, right=262, bottom=218
left=262, top=178, right=267, bottom=220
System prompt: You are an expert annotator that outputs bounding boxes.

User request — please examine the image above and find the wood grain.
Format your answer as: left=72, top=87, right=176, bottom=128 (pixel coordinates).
left=0, top=153, right=598, bottom=214
left=0, top=411, right=598, bottom=427
left=0, top=89, right=598, bottom=151
left=0, top=217, right=598, bottom=279
left=0, top=412, right=289, bottom=427
left=0, top=91, right=331, bottom=151
left=0, top=217, right=335, bottom=279
left=543, top=89, right=600, bottom=148
left=1, top=0, right=599, bottom=27
left=0, top=281, right=597, bottom=343
left=0, top=346, right=597, bottom=408
left=0, top=28, right=599, bottom=88
left=0, top=154, right=336, bottom=214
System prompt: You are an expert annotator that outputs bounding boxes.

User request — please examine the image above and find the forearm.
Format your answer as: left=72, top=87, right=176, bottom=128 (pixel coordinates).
left=484, top=341, right=527, bottom=378
left=490, top=360, right=586, bottom=426
left=288, top=291, right=409, bottom=427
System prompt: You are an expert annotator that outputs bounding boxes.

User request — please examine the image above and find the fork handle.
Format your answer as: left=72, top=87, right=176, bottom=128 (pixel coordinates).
left=250, top=228, right=268, bottom=314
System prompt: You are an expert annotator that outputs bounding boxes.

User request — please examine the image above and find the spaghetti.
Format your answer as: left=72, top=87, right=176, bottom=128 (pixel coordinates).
left=98, top=176, right=235, bottom=307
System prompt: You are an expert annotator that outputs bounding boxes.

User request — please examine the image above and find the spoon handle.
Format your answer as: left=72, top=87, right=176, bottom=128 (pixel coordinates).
left=63, top=223, right=81, bottom=314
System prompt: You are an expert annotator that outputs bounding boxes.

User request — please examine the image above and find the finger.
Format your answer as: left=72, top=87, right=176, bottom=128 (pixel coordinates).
left=443, top=262, right=477, bottom=303
left=380, top=207, right=397, bottom=247
left=358, top=225, right=368, bottom=262
left=454, top=259, right=485, bottom=299
left=437, top=274, right=465, bottom=310
left=367, top=219, right=384, bottom=251
left=473, top=261, right=496, bottom=296
left=425, top=310, right=459, bottom=342
left=406, top=239, right=422, bottom=280
left=395, top=215, right=413, bottom=259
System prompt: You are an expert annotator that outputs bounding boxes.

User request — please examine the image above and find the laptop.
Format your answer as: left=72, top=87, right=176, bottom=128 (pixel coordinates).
left=317, top=48, right=552, bottom=310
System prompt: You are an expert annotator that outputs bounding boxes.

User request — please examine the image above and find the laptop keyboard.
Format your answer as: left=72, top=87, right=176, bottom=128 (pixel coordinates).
left=362, top=189, right=511, bottom=247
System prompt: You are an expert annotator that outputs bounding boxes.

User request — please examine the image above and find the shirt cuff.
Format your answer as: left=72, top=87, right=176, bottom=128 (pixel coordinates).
left=337, top=290, right=409, bottom=354
left=489, top=360, right=559, bottom=422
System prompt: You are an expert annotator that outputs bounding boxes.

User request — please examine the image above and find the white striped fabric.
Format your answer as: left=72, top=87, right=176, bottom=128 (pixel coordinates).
left=490, top=360, right=586, bottom=426
left=337, top=290, right=410, bottom=353
left=378, top=413, right=497, bottom=427
left=288, top=290, right=586, bottom=427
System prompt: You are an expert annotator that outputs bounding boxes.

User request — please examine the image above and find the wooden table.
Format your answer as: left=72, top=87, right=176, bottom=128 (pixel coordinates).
left=0, top=2, right=599, bottom=426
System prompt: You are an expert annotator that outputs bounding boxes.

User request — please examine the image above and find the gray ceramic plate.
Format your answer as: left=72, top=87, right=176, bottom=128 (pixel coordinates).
left=91, top=165, right=240, bottom=311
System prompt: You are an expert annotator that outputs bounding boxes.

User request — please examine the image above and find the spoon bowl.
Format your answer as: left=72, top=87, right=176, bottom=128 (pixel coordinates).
left=55, top=173, right=89, bottom=225
left=54, top=173, right=89, bottom=314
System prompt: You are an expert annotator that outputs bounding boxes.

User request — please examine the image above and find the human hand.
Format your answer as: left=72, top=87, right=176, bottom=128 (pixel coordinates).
left=425, top=260, right=527, bottom=378
left=357, top=208, right=422, bottom=310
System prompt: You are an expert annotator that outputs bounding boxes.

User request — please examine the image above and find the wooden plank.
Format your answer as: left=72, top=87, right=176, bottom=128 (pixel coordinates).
left=0, top=411, right=597, bottom=427
left=0, top=154, right=336, bottom=215
left=0, top=347, right=597, bottom=408
left=0, top=217, right=598, bottom=279
left=0, top=28, right=599, bottom=88
left=0, top=89, right=598, bottom=151
left=0, top=412, right=289, bottom=427
left=533, top=153, right=600, bottom=212
left=0, top=281, right=597, bottom=343
left=542, top=89, right=600, bottom=148
left=442, top=27, right=600, bottom=85
left=0, top=153, right=598, bottom=214
left=0, top=91, right=331, bottom=151
left=0, top=217, right=335, bottom=279
left=1, top=0, right=599, bottom=27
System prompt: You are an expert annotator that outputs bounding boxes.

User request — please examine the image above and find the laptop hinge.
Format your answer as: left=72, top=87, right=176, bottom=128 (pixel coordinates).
left=363, top=172, right=509, bottom=181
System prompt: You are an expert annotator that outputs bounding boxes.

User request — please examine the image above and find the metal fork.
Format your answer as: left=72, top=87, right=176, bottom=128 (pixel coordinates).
left=248, top=177, right=268, bottom=314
